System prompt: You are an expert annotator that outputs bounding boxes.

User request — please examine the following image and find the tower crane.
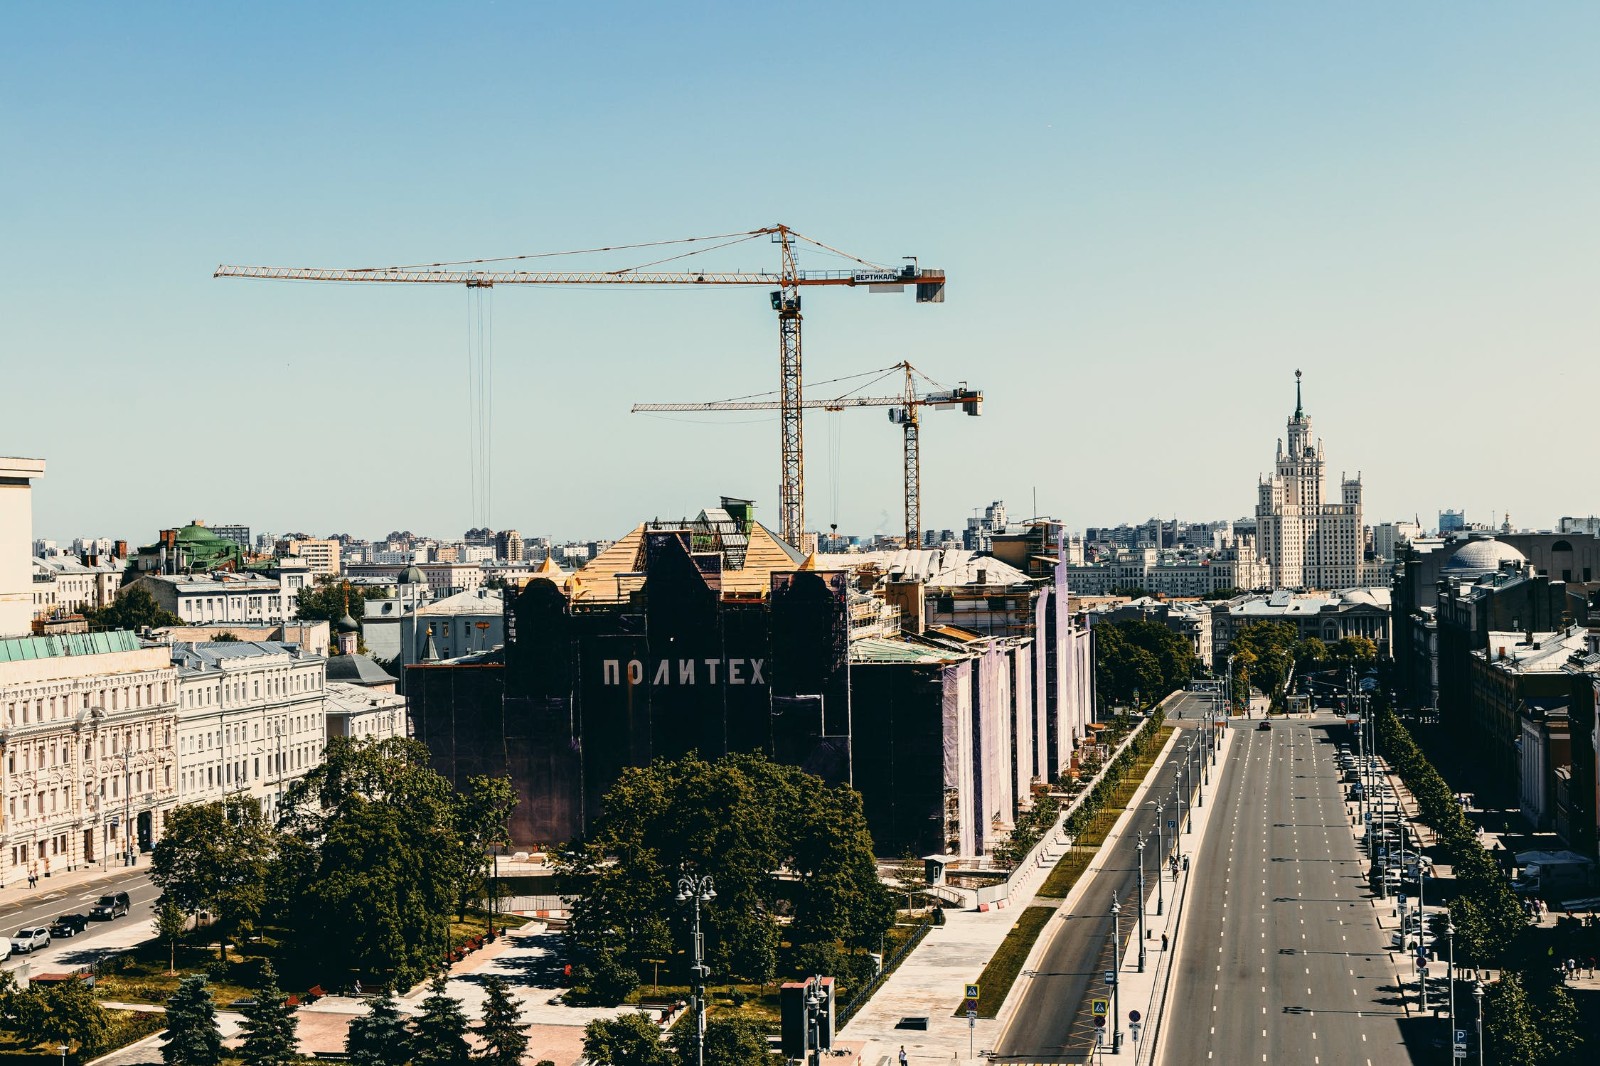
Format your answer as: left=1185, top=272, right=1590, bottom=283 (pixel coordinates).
left=214, top=225, right=946, bottom=546
left=632, top=362, right=981, bottom=546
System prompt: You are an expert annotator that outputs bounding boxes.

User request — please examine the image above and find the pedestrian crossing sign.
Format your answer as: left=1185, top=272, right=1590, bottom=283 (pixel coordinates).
left=1092, top=998, right=1109, bottom=1017
left=965, top=983, right=980, bottom=1000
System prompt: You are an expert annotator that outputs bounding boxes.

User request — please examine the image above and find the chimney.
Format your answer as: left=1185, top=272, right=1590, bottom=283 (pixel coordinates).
left=114, top=540, right=128, bottom=559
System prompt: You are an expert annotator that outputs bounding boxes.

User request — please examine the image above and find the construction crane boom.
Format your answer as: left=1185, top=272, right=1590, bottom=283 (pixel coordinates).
left=215, top=224, right=944, bottom=546
left=633, top=362, right=981, bottom=546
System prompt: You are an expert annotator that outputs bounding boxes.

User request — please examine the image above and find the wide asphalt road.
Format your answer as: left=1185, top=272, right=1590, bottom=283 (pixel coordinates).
left=1159, top=714, right=1409, bottom=1066
left=995, top=696, right=1217, bottom=1063
left=0, top=869, right=157, bottom=975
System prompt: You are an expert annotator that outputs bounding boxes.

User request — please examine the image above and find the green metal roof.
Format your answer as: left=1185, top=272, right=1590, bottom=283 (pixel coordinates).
left=0, top=630, right=141, bottom=663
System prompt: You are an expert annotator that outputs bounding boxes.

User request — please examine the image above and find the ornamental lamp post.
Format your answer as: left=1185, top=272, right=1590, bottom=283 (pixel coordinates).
left=1136, top=838, right=1147, bottom=973
left=1447, top=918, right=1457, bottom=1051
left=676, top=873, right=716, bottom=1066
left=1154, top=807, right=1166, bottom=916
left=1111, top=898, right=1122, bottom=1054
left=1474, top=979, right=1485, bottom=1066
left=805, top=974, right=826, bottom=1066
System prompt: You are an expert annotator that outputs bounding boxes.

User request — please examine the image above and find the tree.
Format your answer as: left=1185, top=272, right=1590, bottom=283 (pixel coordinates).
left=276, top=737, right=466, bottom=989
left=1330, top=634, right=1378, bottom=666
left=1093, top=619, right=1195, bottom=709
left=1293, top=637, right=1328, bottom=667
left=156, top=899, right=189, bottom=974
left=295, top=579, right=384, bottom=626
left=346, top=989, right=414, bottom=1066
left=1231, top=621, right=1298, bottom=712
left=83, top=584, right=180, bottom=631
left=672, top=1014, right=778, bottom=1065
left=162, top=974, right=223, bottom=1066
left=563, top=752, right=891, bottom=1002
left=237, top=962, right=298, bottom=1066
left=453, top=774, right=518, bottom=921
left=582, top=1012, right=674, bottom=1066
left=410, top=975, right=472, bottom=1066
left=475, top=975, right=529, bottom=1066
left=151, top=796, right=275, bottom=961
left=1483, top=971, right=1542, bottom=1066
left=16, top=975, right=111, bottom=1057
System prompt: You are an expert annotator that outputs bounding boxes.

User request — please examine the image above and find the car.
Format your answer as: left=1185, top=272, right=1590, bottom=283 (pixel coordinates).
left=48, top=913, right=88, bottom=938
left=89, top=892, right=130, bottom=921
left=10, top=927, right=50, bottom=954
left=1257, top=721, right=1272, bottom=731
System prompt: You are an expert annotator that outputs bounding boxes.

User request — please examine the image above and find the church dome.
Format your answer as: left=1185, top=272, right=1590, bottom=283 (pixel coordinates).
left=335, top=611, right=360, bottom=633
left=397, top=564, right=426, bottom=585
left=1443, top=538, right=1526, bottom=574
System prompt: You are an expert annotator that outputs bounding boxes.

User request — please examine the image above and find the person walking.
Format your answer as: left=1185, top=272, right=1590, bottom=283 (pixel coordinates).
left=899, top=1045, right=909, bottom=1066
left=1161, top=933, right=1169, bottom=952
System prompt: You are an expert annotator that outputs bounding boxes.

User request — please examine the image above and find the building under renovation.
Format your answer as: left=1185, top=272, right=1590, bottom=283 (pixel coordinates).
left=406, top=500, right=1096, bottom=858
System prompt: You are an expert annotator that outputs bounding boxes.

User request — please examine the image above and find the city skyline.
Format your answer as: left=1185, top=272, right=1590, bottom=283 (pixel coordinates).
left=8, top=4, right=1599, bottom=540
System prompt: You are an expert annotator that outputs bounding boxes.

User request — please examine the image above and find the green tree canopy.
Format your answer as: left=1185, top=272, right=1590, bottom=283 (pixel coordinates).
left=1329, top=634, right=1378, bottom=665
left=563, top=752, right=892, bottom=1004
left=16, top=974, right=110, bottom=1057
left=162, top=974, right=223, bottom=1066
left=275, top=737, right=473, bottom=990
left=84, top=584, right=181, bottom=630
left=582, top=1013, right=674, bottom=1066
left=1094, top=619, right=1194, bottom=709
left=672, top=1014, right=780, bottom=1065
left=295, top=579, right=384, bottom=627
left=151, top=796, right=274, bottom=960
left=1231, top=621, right=1298, bottom=711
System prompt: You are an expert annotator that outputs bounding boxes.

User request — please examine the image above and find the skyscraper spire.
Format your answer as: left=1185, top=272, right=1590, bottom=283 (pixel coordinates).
left=1294, top=369, right=1304, bottom=420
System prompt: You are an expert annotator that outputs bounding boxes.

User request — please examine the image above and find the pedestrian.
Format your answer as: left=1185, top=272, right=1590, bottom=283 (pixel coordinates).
left=1161, top=933, right=1169, bottom=951
left=899, top=1045, right=909, bottom=1066
left=354, top=978, right=363, bottom=996
left=1589, top=956, right=1596, bottom=978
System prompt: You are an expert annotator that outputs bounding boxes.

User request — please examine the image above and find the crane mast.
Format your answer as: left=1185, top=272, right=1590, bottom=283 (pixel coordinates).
left=215, top=224, right=944, bottom=547
left=633, top=362, right=980, bottom=546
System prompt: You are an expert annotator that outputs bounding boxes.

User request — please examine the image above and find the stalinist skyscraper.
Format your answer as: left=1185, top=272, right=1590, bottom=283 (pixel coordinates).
left=1255, top=371, right=1366, bottom=590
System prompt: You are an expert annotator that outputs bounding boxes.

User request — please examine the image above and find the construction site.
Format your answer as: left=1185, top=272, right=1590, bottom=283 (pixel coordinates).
left=217, top=225, right=1098, bottom=863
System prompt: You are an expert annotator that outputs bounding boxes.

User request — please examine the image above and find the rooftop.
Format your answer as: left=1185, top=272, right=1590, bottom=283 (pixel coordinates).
left=0, top=631, right=140, bottom=663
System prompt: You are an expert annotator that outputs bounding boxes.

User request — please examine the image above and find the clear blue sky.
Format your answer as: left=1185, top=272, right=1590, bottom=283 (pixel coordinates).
left=5, top=3, right=1597, bottom=543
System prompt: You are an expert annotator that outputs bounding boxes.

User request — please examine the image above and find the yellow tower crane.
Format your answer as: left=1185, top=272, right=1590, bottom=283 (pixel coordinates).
left=632, top=361, right=981, bottom=546
left=214, top=225, right=945, bottom=546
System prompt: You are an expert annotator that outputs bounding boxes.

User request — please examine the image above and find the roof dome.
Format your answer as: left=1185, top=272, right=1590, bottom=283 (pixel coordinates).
left=175, top=523, right=227, bottom=544
left=335, top=611, right=360, bottom=633
left=1443, top=538, right=1527, bottom=574
left=397, top=564, right=426, bottom=585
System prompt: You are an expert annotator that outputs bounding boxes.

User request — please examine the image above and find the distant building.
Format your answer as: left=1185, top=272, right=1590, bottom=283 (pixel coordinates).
left=495, top=529, right=524, bottom=562
left=208, top=525, right=252, bottom=550
left=1440, top=510, right=1467, bottom=534
left=283, top=538, right=342, bottom=578
left=325, top=681, right=406, bottom=743
left=1254, top=372, right=1367, bottom=590
left=125, top=562, right=310, bottom=626
left=125, top=522, right=246, bottom=578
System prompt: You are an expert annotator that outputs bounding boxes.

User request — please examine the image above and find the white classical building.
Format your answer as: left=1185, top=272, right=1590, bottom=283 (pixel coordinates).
left=0, top=631, right=181, bottom=875
left=325, top=681, right=407, bottom=743
left=169, top=640, right=328, bottom=822
left=126, top=562, right=311, bottom=627
left=1255, top=372, right=1368, bottom=591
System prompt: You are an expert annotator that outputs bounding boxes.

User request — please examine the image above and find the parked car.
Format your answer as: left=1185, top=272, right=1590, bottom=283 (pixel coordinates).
left=1257, top=721, right=1272, bottom=731
left=89, top=892, right=130, bottom=921
left=10, top=927, right=50, bottom=954
left=48, top=913, right=88, bottom=938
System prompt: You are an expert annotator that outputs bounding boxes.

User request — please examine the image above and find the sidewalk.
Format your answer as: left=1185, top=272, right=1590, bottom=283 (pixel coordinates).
left=0, top=856, right=147, bottom=918
left=841, top=718, right=1191, bottom=1065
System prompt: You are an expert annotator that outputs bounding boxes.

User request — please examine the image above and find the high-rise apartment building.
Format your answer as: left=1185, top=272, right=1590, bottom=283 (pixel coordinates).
left=1254, top=372, right=1366, bottom=590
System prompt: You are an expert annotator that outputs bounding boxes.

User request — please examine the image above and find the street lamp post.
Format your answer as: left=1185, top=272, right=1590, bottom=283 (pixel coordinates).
left=1474, top=979, right=1485, bottom=1066
left=1136, top=839, right=1147, bottom=973
left=58, top=1043, right=67, bottom=1066
left=1111, top=898, right=1122, bottom=1054
left=805, top=975, right=825, bottom=1066
left=676, top=873, right=716, bottom=1066
left=1154, top=806, right=1166, bottom=916
left=1447, top=918, right=1457, bottom=1053
left=1173, top=783, right=1185, bottom=869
